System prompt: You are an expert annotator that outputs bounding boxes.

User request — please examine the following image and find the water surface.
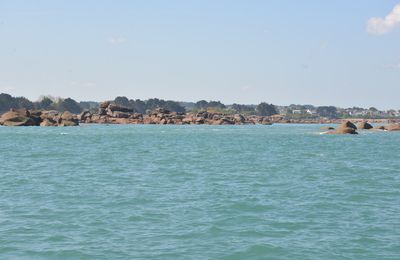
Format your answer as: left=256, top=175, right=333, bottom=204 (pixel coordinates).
left=0, top=124, right=399, bottom=259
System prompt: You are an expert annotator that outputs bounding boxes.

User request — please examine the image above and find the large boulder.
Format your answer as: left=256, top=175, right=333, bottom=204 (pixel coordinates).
left=373, top=125, right=386, bottom=130
left=212, top=114, right=223, bottom=120
left=385, top=124, right=400, bottom=131
left=233, top=114, right=245, bottom=123
left=59, top=120, right=78, bottom=127
left=195, top=117, right=205, bottom=124
left=98, top=108, right=107, bottom=116
left=29, top=110, right=42, bottom=117
left=60, top=111, right=76, bottom=121
left=153, top=108, right=170, bottom=115
left=261, top=117, right=272, bottom=125
left=339, top=121, right=357, bottom=129
left=112, top=111, right=130, bottom=118
left=100, top=101, right=111, bottom=109
left=58, top=111, right=79, bottom=126
left=90, top=114, right=107, bottom=124
left=130, top=113, right=143, bottom=120
left=28, top=110, right=43, bottom=125
left=196, top=111, right=209, bottom=119
left=358, top=122, right=373, bottom=130
left=108, top=104, right=133, bottom=113
left=0, top=109, right=37, bottom=126
left=220, top=117, right=235, bottom=125
left=40, top=110, right=60, bottom=120
left=328, top=127, right=358, bottom=135
left=40, top=118, right=57, bottom=127
left=78, top=110, right=92, bottom=121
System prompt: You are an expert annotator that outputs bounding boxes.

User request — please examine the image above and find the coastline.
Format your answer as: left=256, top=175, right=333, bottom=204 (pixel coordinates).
left=1, top=105, right=399, bottom=127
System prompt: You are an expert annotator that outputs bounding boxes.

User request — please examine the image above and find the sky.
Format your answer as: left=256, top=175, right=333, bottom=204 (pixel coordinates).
left=0, top=0, right=399, bottom=109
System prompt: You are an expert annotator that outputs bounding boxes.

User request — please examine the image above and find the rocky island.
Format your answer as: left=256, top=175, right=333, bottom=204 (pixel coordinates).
left=2, top=101, right=400, bottom=135
left=1, top=94, right=400, bottom=134
left=0, top=102, right=273, bottom=127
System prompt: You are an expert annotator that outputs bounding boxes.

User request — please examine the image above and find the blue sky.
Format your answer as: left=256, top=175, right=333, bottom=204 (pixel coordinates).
left=0, top=0, right=399, bottom=109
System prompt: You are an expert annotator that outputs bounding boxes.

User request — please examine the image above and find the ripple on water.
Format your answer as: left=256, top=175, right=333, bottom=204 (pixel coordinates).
left=0, top=125, right=399, bottom=259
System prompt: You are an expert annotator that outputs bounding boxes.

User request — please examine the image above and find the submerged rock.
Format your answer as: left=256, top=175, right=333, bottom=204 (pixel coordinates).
left=320, top=126, right=335, bottom=131
left=328, top=127, right=358, bottom=135
left=385, top=124, right=400, bottom=131
left=373, top=125, right=386, bottom=130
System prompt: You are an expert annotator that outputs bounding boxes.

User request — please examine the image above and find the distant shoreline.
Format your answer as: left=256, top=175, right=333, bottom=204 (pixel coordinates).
left=1, top=104, right=400, bottom=128
left=1, top=93, right=400, bottom=121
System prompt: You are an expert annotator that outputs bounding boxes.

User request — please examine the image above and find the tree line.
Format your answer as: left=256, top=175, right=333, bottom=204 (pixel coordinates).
left=0, top=93, right=84, bottom=114
left=0, top=93, right=279, bottom=116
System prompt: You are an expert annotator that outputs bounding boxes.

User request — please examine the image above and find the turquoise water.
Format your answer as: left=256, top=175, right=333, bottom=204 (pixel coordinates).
left=0, top=124, right=399, bottom=259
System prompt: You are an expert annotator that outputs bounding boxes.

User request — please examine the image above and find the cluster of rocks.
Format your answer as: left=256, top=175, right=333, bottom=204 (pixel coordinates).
left=322, top=120, right=400, bottom=134
left=0, top=109, right=79, bottom=127
left=2, top=105, right=400, bottom=133
left=79, top=101, right=273, bottom=125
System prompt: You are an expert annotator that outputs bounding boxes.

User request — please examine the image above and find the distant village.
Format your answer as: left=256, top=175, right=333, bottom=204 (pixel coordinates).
left=274, top=105, right=400, bottom=119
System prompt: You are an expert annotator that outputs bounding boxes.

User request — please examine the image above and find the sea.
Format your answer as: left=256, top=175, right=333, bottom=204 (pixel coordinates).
left=0, top=124, right=399, bottom=259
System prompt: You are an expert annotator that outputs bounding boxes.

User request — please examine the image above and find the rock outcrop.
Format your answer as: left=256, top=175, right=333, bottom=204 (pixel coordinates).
left=385, top=124, right=400, bottom=131
left=83, top=104, right=274, bottom=126
left=328, top=127, right=358, bottom=135
left=4, top=103, right=400, bottom=132
left=358, top=121, right=373, bottom=130
left=339, top=121, right=357, bottom=130
left=325, top=121, right=358, bottom=134
left=373, top=125, right=386, bottom=130
left=0, top=109, right=79, bottom=127
left=0, top=109, right=37, bottom=126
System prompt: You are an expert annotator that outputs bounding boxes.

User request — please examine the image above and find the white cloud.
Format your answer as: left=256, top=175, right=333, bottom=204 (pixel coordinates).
left=367, top=4, right=400, bottom=35
left=108, top=37, right=127, bottom=44
left=384, top=62, right=400, bottom=69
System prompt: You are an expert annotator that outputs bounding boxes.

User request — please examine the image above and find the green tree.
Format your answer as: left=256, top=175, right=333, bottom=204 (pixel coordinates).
left=132, top=99, right=146, bottom=114
left=0, top=93, right=15, bottom=112
left=15, top=97, right=34, bottom=110
left=37, top=96, right=54, bottom=110
left=164, top=100, right=186, bottom=113
left=208, top=101, right=225, bottom=109
left=195, top=100, right=208, bottom=109
left=114, top=96, right=131, bottom=107
left=57, top=98, right=82, bottom=113
left=316, top=106, right=337, bottom=118
left=231, top=103, right=255, bottom=114
left=256, top=102, right=278, bottom=116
